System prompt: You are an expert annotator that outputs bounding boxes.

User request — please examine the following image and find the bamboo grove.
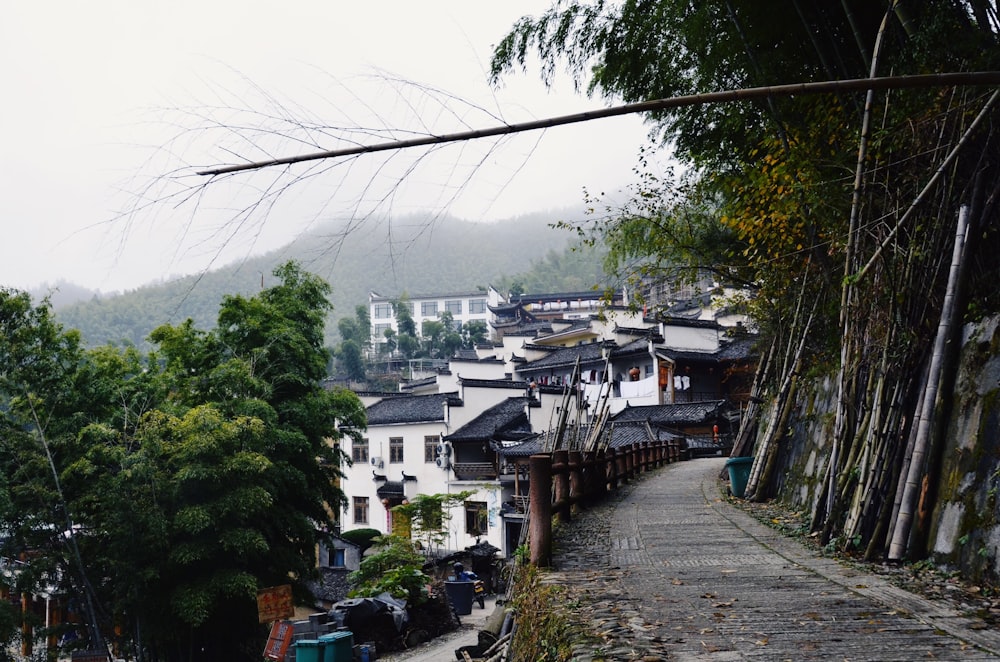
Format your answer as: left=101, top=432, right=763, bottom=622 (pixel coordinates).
left=489, top=1, right=1000, bottom=561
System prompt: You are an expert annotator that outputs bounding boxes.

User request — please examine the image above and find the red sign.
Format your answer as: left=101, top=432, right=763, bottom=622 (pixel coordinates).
left=262, top=620, right=294, bottom=661
left=257, top=584, right=294, bottom=624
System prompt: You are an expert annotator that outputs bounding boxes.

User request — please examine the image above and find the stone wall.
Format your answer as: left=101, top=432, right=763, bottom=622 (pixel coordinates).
left=929, top=315, right=1000, bottom=581
left=767, top=315, right=1000, bottom=580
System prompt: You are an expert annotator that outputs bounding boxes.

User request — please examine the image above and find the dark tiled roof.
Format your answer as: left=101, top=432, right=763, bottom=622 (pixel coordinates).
left=660, top=348, right=724, bottom=363
left=605, top=420, right=681, bottom=448
left=656, top=316, right=721, bottom=329
left=376, top=481, right=405, bottom=498
left=500, top=321, right=553, bottom=336
left=614, top=326, right=663, bottom=339
left=545, top=319, right=595, bottom=334
left=519, top=341, right=610, bottom=371
left=366, top=393, right=461, bottom=425
left=716, top=335, right=758, bottom=361
left=458, top=378, right=527, bottom=391
left=512, top=290, right=608, bottom=304
left=655, top=335, right=757, bottom=364
left=488, top=301, right=522, bottom=313
left=610, top=401, right=726, bottom=426
left=610, top=338, right=651, bottom=357
left=445, top=397, right=534, bottom=442
left=400, top=376, right=437, bottom=391
left=498, top=436, right=545, bottom=458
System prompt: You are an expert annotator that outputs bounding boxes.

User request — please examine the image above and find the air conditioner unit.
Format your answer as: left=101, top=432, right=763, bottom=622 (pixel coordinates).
left=437, top=442, right=451, bottom=457
left=370, top=456, right=384, bottom=469
left=435, top=455, right=450, bottom=469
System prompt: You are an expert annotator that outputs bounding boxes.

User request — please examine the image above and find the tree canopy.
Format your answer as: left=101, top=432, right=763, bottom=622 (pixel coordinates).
left=0, top=262, right=366, bottom=661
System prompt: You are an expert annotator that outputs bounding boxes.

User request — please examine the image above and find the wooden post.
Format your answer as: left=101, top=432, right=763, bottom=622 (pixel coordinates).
left=607, top=448, right=619, bottom=491
left=568, top=451, right=583, bottom=511
left=529, top=454, right=553, bottom=567
left=21, top=594, right=31, bottom=657
left=553, top=450, right=570, bottom=523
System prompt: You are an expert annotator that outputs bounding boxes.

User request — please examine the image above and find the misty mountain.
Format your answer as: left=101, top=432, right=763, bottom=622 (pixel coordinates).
left=54, top=210, right=609, bottom=348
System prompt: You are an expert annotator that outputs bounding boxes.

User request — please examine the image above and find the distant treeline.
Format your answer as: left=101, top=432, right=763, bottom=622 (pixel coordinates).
left=51, top=211, right=609, bottom=349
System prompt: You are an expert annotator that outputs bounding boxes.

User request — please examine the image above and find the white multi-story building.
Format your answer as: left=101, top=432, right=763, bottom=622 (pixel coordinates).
left=368, top=288, right=504, bottom=348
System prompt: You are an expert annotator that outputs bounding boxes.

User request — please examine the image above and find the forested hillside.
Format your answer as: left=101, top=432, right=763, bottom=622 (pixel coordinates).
left=54, top=210, right=608, bottom=347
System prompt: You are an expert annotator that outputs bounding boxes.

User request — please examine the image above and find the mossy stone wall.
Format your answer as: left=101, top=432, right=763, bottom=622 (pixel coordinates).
left=769, top=315, right=1000, bottom=580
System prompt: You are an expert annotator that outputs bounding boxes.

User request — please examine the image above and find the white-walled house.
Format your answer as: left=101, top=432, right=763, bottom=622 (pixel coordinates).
left=338, top=293, right=756, bottom=559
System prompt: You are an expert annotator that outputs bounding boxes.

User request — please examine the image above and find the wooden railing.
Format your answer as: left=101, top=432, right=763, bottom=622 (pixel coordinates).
left=527, top=439, right=683, bottom=566
left=451, top=462, right=496, bottom=480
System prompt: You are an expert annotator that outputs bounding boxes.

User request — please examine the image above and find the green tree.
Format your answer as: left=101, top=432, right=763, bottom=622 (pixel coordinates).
left=338, top=338, right=367, bottom=381
left=347, top=535, right=430, bottom=604
left=392, top=297, right=421, bottom=361
left=391, top=491, right=474, bottom=554
left=461, top=320, right=489, bottom=349
left=420, top=318, right=446, bottom=357
left=0, top=263, right=368, bottom=661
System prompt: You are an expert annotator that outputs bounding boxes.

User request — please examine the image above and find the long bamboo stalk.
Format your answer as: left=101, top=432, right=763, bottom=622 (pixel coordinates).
left=744, top=302, right=817, bottom=500
left=888, top=204, right=970, bottom=559
left=828, top=1, right=894, bottom=531
left=197, top=73, right=1000, bottom=177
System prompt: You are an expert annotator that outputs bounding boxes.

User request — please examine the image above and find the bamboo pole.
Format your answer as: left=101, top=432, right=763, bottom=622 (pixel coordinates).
left=197, top=73, right=1000, bottom=177
left=888, top=204, right=970, bottom=560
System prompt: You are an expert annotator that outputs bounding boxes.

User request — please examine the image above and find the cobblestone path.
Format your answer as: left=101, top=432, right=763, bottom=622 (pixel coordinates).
left=546, top=457, right=1000, bottom=661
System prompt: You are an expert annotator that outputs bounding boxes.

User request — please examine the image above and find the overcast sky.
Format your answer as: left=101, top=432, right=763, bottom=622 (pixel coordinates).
left=1, top=2, right=651, bottom=293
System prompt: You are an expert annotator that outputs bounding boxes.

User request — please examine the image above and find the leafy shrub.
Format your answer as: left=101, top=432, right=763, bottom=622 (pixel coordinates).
left=348, top=535, right=430, bottom=604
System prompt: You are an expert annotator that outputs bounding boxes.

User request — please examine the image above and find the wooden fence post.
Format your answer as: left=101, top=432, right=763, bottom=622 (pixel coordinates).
left=553, top=449, right=570, bottom=524
left=607, top=448, right=619, bottom=491
left=529, top=453, right=553, bottom=567
left=568, top=450, right=583, bottom=511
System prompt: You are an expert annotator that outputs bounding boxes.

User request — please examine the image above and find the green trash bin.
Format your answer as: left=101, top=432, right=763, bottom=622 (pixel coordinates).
left=318, top=631, right=353, bottom=662
left=725, top=456, right=754, bottom=498
left=293, top=639, right=324, bottom=662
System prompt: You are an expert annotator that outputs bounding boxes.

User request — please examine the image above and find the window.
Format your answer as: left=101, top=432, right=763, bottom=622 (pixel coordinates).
left=465, top=501, right=488, bottom=535
left=469, top=298, right=487, bottom=314
left=420, top=301, right=438, bottom=316
left=389, top=437, right=404, bottom=463
left=353, top=497, right=369, bottom=524
left=374, top=323, right=391, bottom=337
left=331, top=548, right=346, bottom=568
left=424, top=436, right=439, bottom=463
left=352, top=438, right=369, bottom=464
left=445, top=300, right=462, bottom=315
left=374, top=302, right=393, bottom=319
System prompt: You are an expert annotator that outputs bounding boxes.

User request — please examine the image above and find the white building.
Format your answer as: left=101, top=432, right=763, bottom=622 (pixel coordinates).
left=369, top=288, right=504, bottom=348
left=339, top=295, right=756, bottom=558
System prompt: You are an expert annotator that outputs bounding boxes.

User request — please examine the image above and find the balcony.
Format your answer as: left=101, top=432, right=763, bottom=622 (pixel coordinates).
left=451, top=462, right=497, bottom=480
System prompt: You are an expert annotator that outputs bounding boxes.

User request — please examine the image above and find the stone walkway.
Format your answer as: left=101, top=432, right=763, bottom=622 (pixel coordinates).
left=546, top=457, right=1000, bottom=661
